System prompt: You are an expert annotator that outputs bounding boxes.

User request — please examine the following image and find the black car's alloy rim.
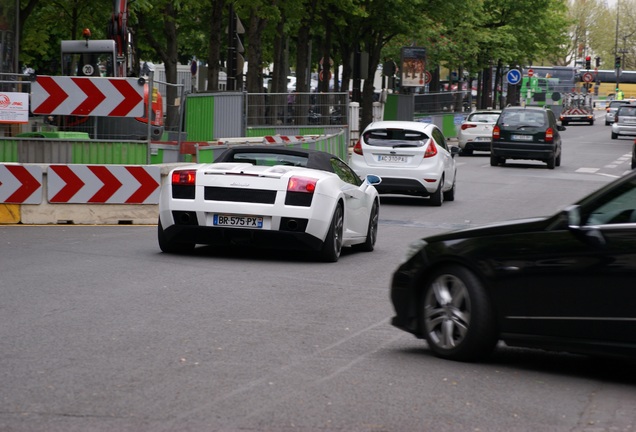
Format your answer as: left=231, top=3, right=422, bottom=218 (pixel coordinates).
left=424, top=274, right=471, bottom=350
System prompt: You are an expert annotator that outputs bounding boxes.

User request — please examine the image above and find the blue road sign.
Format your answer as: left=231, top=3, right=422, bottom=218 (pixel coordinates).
left=507, top=69, right=522, bottom=85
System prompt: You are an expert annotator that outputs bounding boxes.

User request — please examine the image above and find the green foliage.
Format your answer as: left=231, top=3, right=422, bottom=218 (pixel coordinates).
left=19, top=0, right=577, bottom=81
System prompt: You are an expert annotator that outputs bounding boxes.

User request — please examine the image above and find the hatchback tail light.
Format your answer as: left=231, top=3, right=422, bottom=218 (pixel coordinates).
left=492, top=125, right=500, bottom=140
left=172, top=169, right=196, bottom=185
left=353, top=140, right=363, bottom=155
left=287, top=176, right=317, bottom=193
left=424, top=139, right=438, bottom=158
left=460, top=124, right=477, bottom=130
left=545, top=127, right=554, bottom=143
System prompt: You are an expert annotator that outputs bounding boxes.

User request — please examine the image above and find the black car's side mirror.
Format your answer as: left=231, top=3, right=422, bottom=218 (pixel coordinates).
left=564, top=205, right=606, bottom=247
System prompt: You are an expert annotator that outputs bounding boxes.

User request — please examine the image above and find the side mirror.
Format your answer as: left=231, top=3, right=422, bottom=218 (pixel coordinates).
left=450, top=146, right=460, bottom=157
left=366, top=174, right=382, bottom=185
left=564, top=205, right=606, bottom=247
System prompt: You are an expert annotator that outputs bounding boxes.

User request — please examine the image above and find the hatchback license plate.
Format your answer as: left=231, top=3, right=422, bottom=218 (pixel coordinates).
left=213, top=214, right=263, bottom=228
left=379, top=155, right=407, bottom=163
left=511, top=134, right=533, bottom=141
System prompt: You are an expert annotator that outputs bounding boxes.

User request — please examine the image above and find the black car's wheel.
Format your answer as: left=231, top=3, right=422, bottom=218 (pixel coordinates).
left=157, top=218, right=195, bottom=254
left=546, top=153, right=556, bottom=169
left=420, top=265, right=497, bottom=362
left=319, top=204, right=344, bottom=262
left=429, top=177, right=444, bottom=206
left=354, top=201, right=379, bottom=252
left=556, top=150, right=562, bottom=167
left=611, top=132, right=618, bottom=139
left=490, top=155, right=503, bottom=166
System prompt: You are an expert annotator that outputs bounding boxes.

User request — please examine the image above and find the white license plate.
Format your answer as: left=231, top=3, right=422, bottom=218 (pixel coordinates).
left=379, top=155, right=408, bottom=163
left=474, top=137, right=490, bottom=142
left=511, top=134, right=534, bottom=141
left=213, top=214, right=263, bottom=228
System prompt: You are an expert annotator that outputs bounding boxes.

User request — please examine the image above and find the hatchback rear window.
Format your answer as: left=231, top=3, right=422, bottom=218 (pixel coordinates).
left=468, top=113, right=500, bottom=123
left=363, top=129, right=429, bottom=147
left=618, top=107, right=636, bottom=116
left=499, top=111, right=546, bottom=127
left=610, top=101, right=628, bottom=108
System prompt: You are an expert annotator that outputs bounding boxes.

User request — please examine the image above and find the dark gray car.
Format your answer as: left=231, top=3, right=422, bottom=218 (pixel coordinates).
left=491, top=106, right=566, bottom=169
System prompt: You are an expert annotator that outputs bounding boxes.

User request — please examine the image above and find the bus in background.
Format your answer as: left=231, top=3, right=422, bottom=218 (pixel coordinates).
left=592, top=70, right=636, bottom=98
left=526, top=66, right=578, bottom=94
left=520, top=76, right=553, bottom=106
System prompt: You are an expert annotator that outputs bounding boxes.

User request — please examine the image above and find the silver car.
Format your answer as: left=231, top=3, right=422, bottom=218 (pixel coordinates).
left=611, top=105, right=636, bottom=139
left=605, top=100, right=631, bottom=125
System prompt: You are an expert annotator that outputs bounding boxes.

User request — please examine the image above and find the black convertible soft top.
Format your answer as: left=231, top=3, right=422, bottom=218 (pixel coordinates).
left=214, top=146, right=341, bottom=173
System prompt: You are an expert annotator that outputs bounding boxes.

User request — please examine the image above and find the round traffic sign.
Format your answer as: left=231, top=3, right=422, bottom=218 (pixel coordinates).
left=424, top=70, right=432, bottom=84
left=506, top=69, right=522, bottom=85
left=528, top=69, right=534, bottom=77
left=582, top=72, right=593, bottom=83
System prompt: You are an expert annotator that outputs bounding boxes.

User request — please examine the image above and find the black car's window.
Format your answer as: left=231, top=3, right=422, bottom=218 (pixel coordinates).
left=431, top=128, right=449, bottom=151
left=363, top=128, right=429, bottom=148
left=330, top=158, right=362, bottom=186
left=229, top=152, right=309, bottom=167
left=500, top=110, right=546, bottom=127
left=585, top=180, right=636, bottom=225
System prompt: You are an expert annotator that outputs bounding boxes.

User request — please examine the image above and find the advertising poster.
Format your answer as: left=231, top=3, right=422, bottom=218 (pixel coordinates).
left=400, top=47, right=427, bottom=87
left=0, top=92, right=29, bottom=124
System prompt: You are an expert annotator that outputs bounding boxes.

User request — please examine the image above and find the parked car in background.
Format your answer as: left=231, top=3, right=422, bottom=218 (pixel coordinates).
left=390, top=169, right=636, bottom=362
left=632, top=139, right=636, bottom=169
left=491, top=106, right=565, bottom=169
left=611, top=104, right=636, bottom=139
left=605, top=100, right=631, bottom=125
left=350, top=121, right=459, bottom=206
left=457, top=109, right=501, bottom=155
left=158, top=146, right=381, bottom=262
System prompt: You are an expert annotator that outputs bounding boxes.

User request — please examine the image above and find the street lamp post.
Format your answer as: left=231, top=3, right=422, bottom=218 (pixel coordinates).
left=615, top=0, right=620, bottom=91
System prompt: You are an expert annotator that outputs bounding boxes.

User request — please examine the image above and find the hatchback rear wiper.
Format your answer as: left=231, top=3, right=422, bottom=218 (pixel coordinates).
left=516, top=125, right=538, bottom=129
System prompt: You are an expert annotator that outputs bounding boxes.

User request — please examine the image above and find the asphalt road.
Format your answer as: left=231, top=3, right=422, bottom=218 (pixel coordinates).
left=1, top=114, right=635, bottom=431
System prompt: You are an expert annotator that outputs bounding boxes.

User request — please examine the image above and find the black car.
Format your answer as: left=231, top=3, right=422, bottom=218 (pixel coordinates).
left=632, top=140, right=636, bottom=169
left=491, top=106, right=566, bottom=169
left=390, top=170, right=636, bottom=362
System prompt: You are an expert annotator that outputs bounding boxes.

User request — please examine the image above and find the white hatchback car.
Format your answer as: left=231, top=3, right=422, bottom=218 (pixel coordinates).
left=350, top=121, right=458, bottom=206
left=457, top=109, right=501, bottom=155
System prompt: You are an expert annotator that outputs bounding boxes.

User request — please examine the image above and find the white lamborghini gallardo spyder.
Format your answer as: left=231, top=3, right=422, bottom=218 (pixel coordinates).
left=158, top=146, right=381, bottom=262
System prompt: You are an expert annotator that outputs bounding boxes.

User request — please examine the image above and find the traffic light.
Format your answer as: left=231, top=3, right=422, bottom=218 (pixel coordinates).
left=615, top=56, right=622, bottom=69
left=585, top=56, right=591, bottom=69
left=595, top=56, right=601, bottom=67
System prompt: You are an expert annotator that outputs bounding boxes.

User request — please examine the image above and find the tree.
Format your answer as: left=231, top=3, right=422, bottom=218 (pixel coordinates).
left=137, top=0, right=180, bottom=130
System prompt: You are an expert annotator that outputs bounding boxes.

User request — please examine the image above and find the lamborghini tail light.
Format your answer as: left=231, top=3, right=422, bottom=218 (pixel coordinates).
left=172, top=169, right=196, bottom=185
left=287, top=176, right=317, bottom=193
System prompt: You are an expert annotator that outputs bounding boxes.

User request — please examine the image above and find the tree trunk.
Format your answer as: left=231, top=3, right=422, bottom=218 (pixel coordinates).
left=206, top=0, right=224, bottom=92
